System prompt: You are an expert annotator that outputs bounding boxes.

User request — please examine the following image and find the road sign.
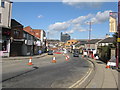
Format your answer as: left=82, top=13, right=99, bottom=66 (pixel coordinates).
left=109, top=12, right=117, bottom=32
left=117, top=38, right=120, bottom=42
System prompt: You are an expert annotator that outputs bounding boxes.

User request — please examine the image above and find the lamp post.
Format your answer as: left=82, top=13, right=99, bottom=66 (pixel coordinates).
left=44, top=37, right=47, bottom=53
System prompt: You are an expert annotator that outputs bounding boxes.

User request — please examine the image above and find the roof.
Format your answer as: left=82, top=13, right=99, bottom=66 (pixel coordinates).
left=80, top=41, right=87, bottom=45
left=23, top=26, right=41, bottom=39
left=77, top=39, right=88, bottom=41
left=86, top=39, right=101, bottom=44
left=11, top=19, right=23, bottom=27
left=99, top=37, right=114, bottom=43
left=73, top=41, right=87, bottom=47
left=32, top=29, right=41, bottom=39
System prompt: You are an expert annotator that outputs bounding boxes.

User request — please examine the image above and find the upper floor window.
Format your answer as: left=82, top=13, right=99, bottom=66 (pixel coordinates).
left=23, top=32, right=27, bottom=39
left=14, top=30, right=20, bottom=38
left=1, top=2, right=5, bottom=8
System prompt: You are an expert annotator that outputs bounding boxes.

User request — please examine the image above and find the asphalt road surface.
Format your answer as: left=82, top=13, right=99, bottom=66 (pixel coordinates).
left=2, top=53, right=92, bottom=88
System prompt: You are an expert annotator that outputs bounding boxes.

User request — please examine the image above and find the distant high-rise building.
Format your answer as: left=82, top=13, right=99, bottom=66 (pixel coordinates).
left=60, top=32, right=71, bottom=42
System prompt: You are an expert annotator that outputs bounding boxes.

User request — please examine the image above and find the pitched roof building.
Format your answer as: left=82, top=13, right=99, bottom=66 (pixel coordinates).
left=86, top=39, right=102, bottom=44
left=98, top=37, right=114, bottom=43
left=23, top=26, right=42, bottom=39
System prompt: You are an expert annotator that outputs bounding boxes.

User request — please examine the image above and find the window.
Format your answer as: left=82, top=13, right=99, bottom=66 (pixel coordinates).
left=2, top=41, right=7, bottom=51
left=1, top=2, right=5, bottom=8
left=23, top=32, right=27, bottom=39
left=14, top=30, right=20, bottom=38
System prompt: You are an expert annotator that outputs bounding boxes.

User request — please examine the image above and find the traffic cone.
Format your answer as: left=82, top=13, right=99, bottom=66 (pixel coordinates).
left=28, top=57, right=33, bottom=65
left=106, top=65, right=110, bottom=69
left=65, top=56, right=69, bottom=61
left=52, top=56, right=56, bottom=63
left=106, top=61, right=110, bottom=69
left=82, top=55, right=84, bottom=58
left=67, top=55, right=70, bottom=59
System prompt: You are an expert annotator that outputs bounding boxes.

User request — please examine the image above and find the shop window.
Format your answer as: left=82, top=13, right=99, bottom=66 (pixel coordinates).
left=3, top=30, right=11, bottom=36
left=2, top=41, right=7, bottom=51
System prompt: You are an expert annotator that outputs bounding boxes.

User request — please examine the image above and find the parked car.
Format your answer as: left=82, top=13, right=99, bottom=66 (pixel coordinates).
left=73, top=53, right=79, bottom=57
left=48, top=50, right=53, bottom=55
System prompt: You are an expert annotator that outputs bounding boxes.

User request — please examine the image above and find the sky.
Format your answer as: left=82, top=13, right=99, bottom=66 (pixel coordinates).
left=12, top=2, right=118, bottom=40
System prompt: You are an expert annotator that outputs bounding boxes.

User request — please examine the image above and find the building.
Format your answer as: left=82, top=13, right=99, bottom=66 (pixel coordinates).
left=10, top=19, right=38, bottom=56
left=85, top=39, right=102, bottom=50
left=97, top=37, right=115, bottom=63
left=0, top=0, right=12, bottom=57
left=72, top=40, right=88, bottom=54
left=64, top=39, right=78, bottom=49
left=10, top=19, right=24, bottom=56
left=60, top=32, right=70, bottom=42
left=0, top=0, right=12, bottom=28
left=47, top=39, right=60, bottom=50
left=23, top=26, right=46, bottom=53
left=83, top=39, right=102, bottom=58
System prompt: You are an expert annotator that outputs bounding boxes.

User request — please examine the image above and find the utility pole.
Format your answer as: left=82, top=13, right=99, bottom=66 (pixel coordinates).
left=87, top=21, right=92, bottom=49
left=117, top=0, right=120, bottom=68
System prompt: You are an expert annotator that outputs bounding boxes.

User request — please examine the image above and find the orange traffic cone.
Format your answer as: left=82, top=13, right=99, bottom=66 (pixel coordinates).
left=106, top=65, right=110, bottom=69
left=52, top=56, right=56, bottom=63
left=106, top=61, right=110, bottom=69
left=28, top=57, right=33, bottom=65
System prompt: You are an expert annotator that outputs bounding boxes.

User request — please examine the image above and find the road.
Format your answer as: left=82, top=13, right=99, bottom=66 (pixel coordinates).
left=2, top=53, right=92, bottom=88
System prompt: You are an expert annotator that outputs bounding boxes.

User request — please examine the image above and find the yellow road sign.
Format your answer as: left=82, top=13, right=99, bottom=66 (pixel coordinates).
left=117, top=38, right=120, bottom=42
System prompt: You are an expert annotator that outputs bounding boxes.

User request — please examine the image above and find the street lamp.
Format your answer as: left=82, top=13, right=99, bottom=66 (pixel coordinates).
left=44, top=37, right=47, bottom=52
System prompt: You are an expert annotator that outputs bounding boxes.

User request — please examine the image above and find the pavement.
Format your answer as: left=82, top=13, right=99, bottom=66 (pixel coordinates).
left=83, top=57, right=119, bottom=89
left=1, top=53, right=47, bottom=61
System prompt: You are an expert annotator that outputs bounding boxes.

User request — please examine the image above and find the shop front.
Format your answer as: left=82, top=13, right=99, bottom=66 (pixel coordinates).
left=0, top=28, right=11, bottom=57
